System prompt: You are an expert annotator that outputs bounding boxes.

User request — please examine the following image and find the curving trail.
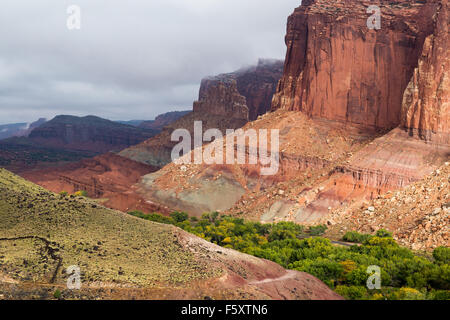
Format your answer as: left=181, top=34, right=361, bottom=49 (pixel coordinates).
left=249, top=270, right=299, bottom=285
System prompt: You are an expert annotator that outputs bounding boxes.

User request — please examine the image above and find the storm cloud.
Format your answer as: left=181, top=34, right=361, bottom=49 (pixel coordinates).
left=0, top=0, right=299, bottom=124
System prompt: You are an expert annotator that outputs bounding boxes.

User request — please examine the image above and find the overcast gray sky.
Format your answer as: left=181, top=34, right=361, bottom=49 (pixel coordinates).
left=0, top=0, right=300, bottom=124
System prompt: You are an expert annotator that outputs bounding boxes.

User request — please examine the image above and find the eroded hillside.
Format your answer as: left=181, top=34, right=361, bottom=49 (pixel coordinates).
left=0, top=168, right=341, bottom=300
left=326, top=163, right=449, bottom=251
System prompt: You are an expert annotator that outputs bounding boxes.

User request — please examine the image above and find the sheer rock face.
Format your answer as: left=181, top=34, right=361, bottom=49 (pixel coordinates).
left=198, top=59, right=284, bottom=121
left=194, top=80, right=249, bottom=121
left=272, top=0, right=442, bottom=132
left=401, top=0, right=449, bottom=143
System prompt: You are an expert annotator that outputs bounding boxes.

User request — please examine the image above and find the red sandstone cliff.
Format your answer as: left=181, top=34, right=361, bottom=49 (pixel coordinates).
left=401, top=0, right=449, bottom=143
left=200, top=59, right=284, bottom=121
left=194, top=79, right=249, bottom=120
left=272, top=0, right=442, bottom=131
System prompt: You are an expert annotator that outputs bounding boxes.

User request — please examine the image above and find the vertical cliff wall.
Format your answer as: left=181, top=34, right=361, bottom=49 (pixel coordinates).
left=198, top=59, right=284, bottom=121
left=401, top=0, right=449, bottom=143
left=272, top=0, right=441, bottom=131
left=193, top=79, right=249, bottom=120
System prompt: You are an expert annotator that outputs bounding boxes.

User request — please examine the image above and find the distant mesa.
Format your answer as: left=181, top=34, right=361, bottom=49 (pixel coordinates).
left=0, top=114, right=158, bottom=173
left=139, top=110, right=191, bottom=131
left=28, top=114, right=159, bottom=153
left=0, top=118, right=46, bottom=140
left=115, top=120, right=146, bottom=127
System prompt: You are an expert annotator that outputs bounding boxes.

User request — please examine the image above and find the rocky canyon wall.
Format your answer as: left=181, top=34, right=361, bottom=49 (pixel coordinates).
left=401, top=0, right=449, bottom=143
left=194, top=80, right=249, bottom=120
left=20, top=152, right=165, bottom=214
left=198, top=59, right=284, bottom=121
left=272, top=0, right=442, bottom=132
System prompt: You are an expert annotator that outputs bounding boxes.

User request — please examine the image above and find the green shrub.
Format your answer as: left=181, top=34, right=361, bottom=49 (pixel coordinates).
left=335, top=286, right=367, bottom=300
left=376, top=229, right=393, bottom=238
left=128, top=211, right=176, bottom=225
left=308, top=225, right=327, bottom=236
left=429, top=290, right=450, bottom=300
left=433, top=247, right=450, bottom=264
left=74, top=190, right=88, bottom=197
left=53, top=289, right=62, bottom=299
left=343, top=231, right=372, bottom=243
left=393, top=288, right=426, bottom=300
left=291, top=258, right=344, bottom=285
left=128, top=211, right=449, bottom=300
left=268, top=222, right=304, bottom=241
left=170, top=211, right=189, bottom=223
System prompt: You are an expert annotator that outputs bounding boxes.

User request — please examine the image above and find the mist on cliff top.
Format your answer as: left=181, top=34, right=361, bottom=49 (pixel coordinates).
left=0, top=0, right=300, bottom=124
